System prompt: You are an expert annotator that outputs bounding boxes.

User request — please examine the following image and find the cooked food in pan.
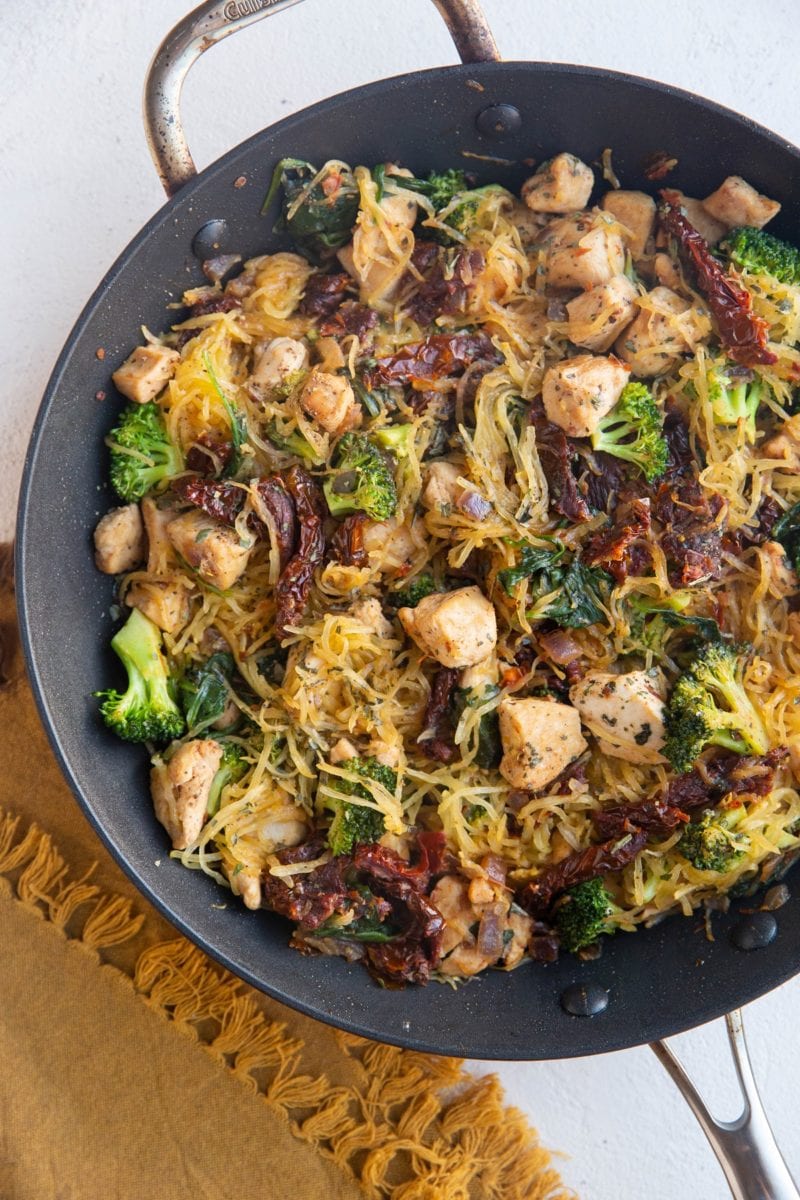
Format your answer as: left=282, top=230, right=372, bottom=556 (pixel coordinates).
left=93, top=151, right=800, bottom=985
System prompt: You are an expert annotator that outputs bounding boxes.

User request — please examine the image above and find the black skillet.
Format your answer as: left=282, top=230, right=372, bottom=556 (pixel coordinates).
left=15, top=2, right=800, bottom=1192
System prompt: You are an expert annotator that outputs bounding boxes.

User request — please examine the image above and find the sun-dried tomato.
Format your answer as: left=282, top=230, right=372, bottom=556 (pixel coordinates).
left=275, top=466, right=325, bottom=638
left=172, top=476, right=245, bottom=525
left=253, top=476, right=298, bottom=571
left=364, top=330, right=500, bottom=391
left=402, top=242, right=485, bottom=326
left=299, top=271, right=352, bottom=317
left=583, top=497, right=652, bottom=583
left=328, top=512, right=368, bottom=567
left=659, top=192, right=777, bottom=367
left=185, top=433, right=235, bottom=477
left=531, top=413, right=592, bottom=523
left=418, top=668, right=459, bottom=763
left=319, top=301, right=378, bottom=340
left=518, top=830, right=648, bottom=914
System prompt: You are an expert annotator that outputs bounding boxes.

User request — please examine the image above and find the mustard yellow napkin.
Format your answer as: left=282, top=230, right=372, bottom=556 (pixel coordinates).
left=0, top=545, right=573, bottom=1200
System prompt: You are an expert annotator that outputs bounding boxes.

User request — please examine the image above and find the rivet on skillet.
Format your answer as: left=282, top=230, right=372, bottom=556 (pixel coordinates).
left=192, top=219, right=230, bottom=259
left=475, top=103, right=522, bottom=139
left=731, top=911, right=778, bottom=951
left=560, top=982, right=609, bottom=1017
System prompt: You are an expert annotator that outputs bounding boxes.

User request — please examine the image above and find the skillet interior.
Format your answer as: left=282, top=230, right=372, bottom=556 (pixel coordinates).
left=16, top=60, right=800, bottom=1060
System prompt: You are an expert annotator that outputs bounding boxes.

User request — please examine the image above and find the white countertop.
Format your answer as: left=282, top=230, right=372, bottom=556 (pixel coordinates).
left=4, top=2, right=799, bottom=1196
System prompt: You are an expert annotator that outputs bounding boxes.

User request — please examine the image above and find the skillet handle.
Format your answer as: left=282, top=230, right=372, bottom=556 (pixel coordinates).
left=144, top=0, right=500, bottom=198
left=651, top=1009, right=799, bottom=1199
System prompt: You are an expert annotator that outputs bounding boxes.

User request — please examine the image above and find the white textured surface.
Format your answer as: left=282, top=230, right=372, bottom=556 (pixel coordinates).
left=3, top=3, right=799, bottom=1196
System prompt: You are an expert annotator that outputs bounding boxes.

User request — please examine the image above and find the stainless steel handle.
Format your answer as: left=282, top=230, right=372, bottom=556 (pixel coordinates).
left=651, top=1010, right=799, bottom=1199
left=144, top=0, right=500, bottom=198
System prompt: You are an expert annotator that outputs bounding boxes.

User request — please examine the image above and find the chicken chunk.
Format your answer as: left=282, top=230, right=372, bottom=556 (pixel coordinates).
left=460, top=652, right=499, bottom=691
left=112, top=343, right=180, bottom=405
left=93, top=504, right=144, bottom=575
left=338, top=171, right=417, bottom=306
left=601, top=190, right=656, bottom=260
left=614, top=286, right=707, bottom=378
left=351, top=596, right=392, bottom=639
left=125, top=579, right=192, bottom=635
left=665, top=193, right=727, bottom=247
left=150, top=739, right=223, bottom=850
left=703, top=176, right=781, bottom=231
left=399, top=586, right=497, bottom=669
left=141, top=496, right=179, bottom=573
left=421, top=461, right=463, bottom=512
left=362, top=516, right=422, bottom=574
left=653, top=252, right=682, bottom=290
left=250, top=336, right=308, bottom=392
left=167, top=509, right=252, bottom=591
left=570, top=669, right=666, bottom=762
left=543, top=211, right=627, bottom=291
left=541, top=353, right=630, bottom=438
left=762, top=416, right=800, bottom=471
left=522, top=153, right=594, bottom=214
left=299, top=368, right=362, bottom=436
left=330, top=736, right=359, bottom=764
left=759, top=541, right=797, bottom=600
left=565, top=275, right=638, bottom=352
left=497, top=696, right=587, bottom=791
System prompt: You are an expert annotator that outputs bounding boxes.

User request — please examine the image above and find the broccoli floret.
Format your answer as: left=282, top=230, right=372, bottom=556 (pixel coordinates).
left=390, top=574, right=436, bottom=609
left=107, top=402, right=183, bottom=501
left=773, top=501, right=800, bottom=573
left=706, top=364, right=764, bottom=440
left=265, top=421, right=321, bottom=465
left=678, top=806, right=747, bottom=872
left=326, top=757, right=395, bottom=855
left=372, top=424, right=414, bottom=458
left=554, top=878, right=616, bottom=953
left=95, top=608, right=185, bottom=743
left=207, top=742, right=249, bottom=816
left=179, top=652, right=236, bottom=732
left=722, top=226, right=800, bottom=287
left=664, top=642, right=770, bottom=773
left=399, top=168, right=469, bottom=211
left=323, top=432, right=398, bottom=521
left=590, top=382, right=668, bottom=483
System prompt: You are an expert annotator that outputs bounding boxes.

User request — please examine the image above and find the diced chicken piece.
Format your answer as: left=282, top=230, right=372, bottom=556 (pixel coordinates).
left=666, top=193, right=727, bottom=247
left=141, top=496, right=178, bottom=573
left=167, top=509, right=252, bottom=591
left=565, top=275, right=638, bottom=352
left=430, top=875, right=479, bottom=956
left=759, top=541, right=797, bottom=599
left=601, top=190, right=656, bottom=260
left=761, top=416, right=800, bottom=471
left=541, top=353, right=630, bottom=438
left=653, top=253, right=682, bottom=290
left=250, top=336, right=308, bottom=392
left=93, top=504, right=144, bottom=575
left=232, top=871, right=262, bottom=911
left=125, top=579, right=191, bottom=635
left=399, top=586, right=497, bottom=669
left=150, top=739, right=222, bottom=850
left=615, top=286, right=707, bottom=378
left=461, top=652, right=499, bottom=692
left=259, top=809, right=308, bottom=853
left=508, top=200, right=552, bottom=247
left=362, top=516, right=423, bottom=574
left=367, top=738, right=403, bottom=768
left=522, top=153, right=594, bottom=214
left=570, top=669, right=666, bottom=762
left=112, top=343, right=180, bottom=405
left=543, top=211, right=626, bottom=290
left=330, top=737, right=359, bottom=764
left=351, top=596, right=392, bottom=639
left=703, top=176, right=780, bottom=231
left=422, top=461, right=463, bottom=512
left=497, top=696, right=587, bottom=791
left=500, top=908, right=533, bottom=970
left=337, top=172, right=417, bottom=306
left=299, top=368, right=362, bottom=436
